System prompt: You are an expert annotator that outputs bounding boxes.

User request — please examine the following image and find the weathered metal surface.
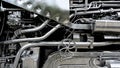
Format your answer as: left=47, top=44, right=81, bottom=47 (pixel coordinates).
left=43, top=52, right=120, bottom=68
left=3, top=0, right=69, bottom=25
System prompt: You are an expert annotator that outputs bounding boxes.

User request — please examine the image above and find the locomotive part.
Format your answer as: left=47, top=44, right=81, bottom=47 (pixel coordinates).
left=1, top=0, right=120, bottom=68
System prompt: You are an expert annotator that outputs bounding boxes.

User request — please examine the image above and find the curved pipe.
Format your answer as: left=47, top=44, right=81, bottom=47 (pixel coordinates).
left=13, top=41, right=120, bottom=68
left=13, top=20, right=50, bottom=39
left=21, top=20, right=50, bottom=33
left=2, top=24, right=61, bottom=44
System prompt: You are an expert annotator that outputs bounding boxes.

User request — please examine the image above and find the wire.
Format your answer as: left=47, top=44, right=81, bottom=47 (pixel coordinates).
left=67, top=29, right=75, bottom=39
left=46, top=23, right=54, bottom=27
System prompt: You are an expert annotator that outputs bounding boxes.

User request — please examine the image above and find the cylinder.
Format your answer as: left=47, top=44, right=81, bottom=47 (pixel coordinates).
left=94, top=20, right=120, bottom=33
left=106, top=60, right=120, bottom=68
left=117, top=12, right=120, bottom=18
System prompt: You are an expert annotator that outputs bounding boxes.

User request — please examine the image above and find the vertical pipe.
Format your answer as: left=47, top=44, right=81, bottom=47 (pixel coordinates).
left=85, top=0, right=88, bottom=9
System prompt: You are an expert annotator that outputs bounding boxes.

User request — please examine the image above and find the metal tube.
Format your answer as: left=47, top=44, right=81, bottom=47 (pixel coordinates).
left=70, top=1, right=120, bottom=11
left=104, top=36, right=120, bottom=39
left=66, top=23, right=91, bottom=30
left=94, top=20, right=120, bottom=32
left=101, top=4, right=120, bottom=7
left=71, top=4, right=120, bottom=11
left=75, top=8, right=120, bottom=15
left=12, top=20, right=50, bottom=39
left=21, top=20, right=50, bottom=33
left=70, top=4, right=85, bottom=8
left=95, top=1, right=120, bottom=3
left=70, top=3, right=120, bottom=8
left=85, top=0, right=88, bottom=9
left=2, top=24, right=61, bottom=44
left=13, top=41, right=120, bottom=68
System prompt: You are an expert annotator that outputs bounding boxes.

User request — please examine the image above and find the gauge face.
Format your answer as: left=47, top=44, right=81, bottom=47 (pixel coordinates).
left=3, top=0, right=70, bottom=25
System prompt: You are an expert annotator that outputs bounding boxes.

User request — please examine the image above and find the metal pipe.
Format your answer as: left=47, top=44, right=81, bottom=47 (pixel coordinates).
left=70, top=4, right=85, bottom=8
left=104, top=36, right=120, bottom=39
left=21, top=20, right=50, bottom=33
left=66, top=23, right=92, bottom=30
left=70, top=1, right=120, bottom=11
left=94, top=1, right=120, bottom=3
left=71, top=4, right=120, bottom=11
left=2, top=24, right=61, bottom=44
left=75, top=8, right=120, bottom=15
left=85, top=0, right=88, bottom=9
left=70, top=3, right=120, bottom=8
left=12, top=20, right=50, bottom=39
left=94, top=20, right=120, bottom=32
left=13, top=41, right=120, bottom=68
left=101, top=4, right=120, bottom=7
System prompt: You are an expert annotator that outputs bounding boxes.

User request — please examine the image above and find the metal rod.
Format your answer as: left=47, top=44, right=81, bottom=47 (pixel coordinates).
left=85, top=0, right=88, bottom=9
left=70, top=0, right=120, bottom=11
left=66, top=23, right=91, bottom=30
left=71, top=4, right=120, bottom=11
left=70, top=4, right=120, bottom=8
left=101, top=4, right=120, bottom=7
left=75, top=8, right=120, bottom=15
left=94, top=1, right=120, bottom=3
left=104, top=36, right=120, bottom=39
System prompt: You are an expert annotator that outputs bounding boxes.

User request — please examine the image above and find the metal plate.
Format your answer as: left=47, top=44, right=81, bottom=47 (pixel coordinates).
left=43, top=52, right=91, bottom=68
left=3, top=0, right=69, bottom=25
left=43, top=52, right=120, bottom=68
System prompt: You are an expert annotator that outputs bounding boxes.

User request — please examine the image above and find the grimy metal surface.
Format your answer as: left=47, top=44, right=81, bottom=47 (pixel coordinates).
left=43, top=52, right=120, bottom=68
left=3, top=0, right=69, bottom=25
